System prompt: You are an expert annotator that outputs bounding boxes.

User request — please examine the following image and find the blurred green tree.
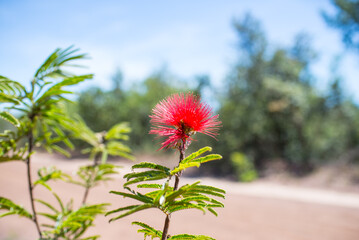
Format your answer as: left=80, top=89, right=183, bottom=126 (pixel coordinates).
left=323, top=0, right=359, bottom=51
left=215, top=13, right=359, bottom=176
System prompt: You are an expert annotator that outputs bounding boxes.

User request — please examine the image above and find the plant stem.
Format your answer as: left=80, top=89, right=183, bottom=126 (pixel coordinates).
left=161, top=142, right=185, bottom=240
left=161, top=215, right=171, bottom=240
left=26, top=130, right=42, bottom=239
left=81, top=182, right=91, bottom=205
left=82, top=154, right=100, bottom=205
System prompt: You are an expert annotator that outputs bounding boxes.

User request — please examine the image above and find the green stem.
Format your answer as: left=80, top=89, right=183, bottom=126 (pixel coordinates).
left=81, top=154, right=101, bottom=205
left=161, top=142, right=185, bottom=240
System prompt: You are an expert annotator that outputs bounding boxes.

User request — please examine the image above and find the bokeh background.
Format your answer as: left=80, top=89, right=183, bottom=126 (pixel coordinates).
left=1, top=0, right=359, bottom=239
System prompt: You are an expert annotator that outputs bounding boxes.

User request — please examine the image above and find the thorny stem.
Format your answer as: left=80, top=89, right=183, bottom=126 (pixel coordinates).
left=161, top=142, right=185, bottom=240
left=26, top=128, right=43, bottom=239
left=82, top=153, right=101, bottom=205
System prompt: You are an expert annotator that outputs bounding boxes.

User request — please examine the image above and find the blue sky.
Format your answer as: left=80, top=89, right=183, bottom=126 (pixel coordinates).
left=0, top=0, right=358, bottom=101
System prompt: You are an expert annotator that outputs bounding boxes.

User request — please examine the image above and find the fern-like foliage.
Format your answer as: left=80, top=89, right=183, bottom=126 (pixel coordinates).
left=65, top=115, right=134, bottom=163
left=0, top=75, right=26, bottom=95
left=108, top=179, right=225, bottom=219
left=132, top=221, right=216, bottom=240
left=30, top=166, right=109, bottom=240
left=123, top=162, right=171, bottom=187
left=0, top=130, right=28, bottom=163
left=71, top=163, right=121, bottom=189
left=0, top=46, right=93, bottom=162
left=0, top=111, right=20, bottom=127
left=132, top=221, right=163, bottom=239
left=107, top=147, right=225, bottom=239
left=38, top=197, right=107, bottom=240
left=0, top=75, right=24, bottom=127
left=34, top=46, right=88, bottom=80
left=33, top=166, right=71, bottom=191
left=0, top=196, right=33, bottom=219
left=171, top=147, right=222, bottom=174
left=0, top=77, right=24, bottom=161
left=0, top=47, right=115, bottom=240
left=62, top=114, right=133, bottom=204
left=168, top=234, right=216, bottom=240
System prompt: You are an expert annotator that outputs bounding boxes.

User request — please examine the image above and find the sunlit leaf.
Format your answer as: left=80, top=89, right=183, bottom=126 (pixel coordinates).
left=168, top=234, right=215, bottom=240
left=132, top=221, right=162, bottom=239
left=0, top=197, right=32, bottom=219
left=108, top=204, right=153, bottom=222
left=0, top=92, right=20, bottom=104
left=131, top=162, right=170, bottom=173
left=105, top=122, right=131, bottom=140
left=0, top=111, right=20, bottom=127
left=109, top=191, right=153, bottom=204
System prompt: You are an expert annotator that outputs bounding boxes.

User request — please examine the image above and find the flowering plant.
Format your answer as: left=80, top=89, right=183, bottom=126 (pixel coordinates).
left=107, top=93, right=225, bottom=240
left=149, top=93, right=221, bottom=150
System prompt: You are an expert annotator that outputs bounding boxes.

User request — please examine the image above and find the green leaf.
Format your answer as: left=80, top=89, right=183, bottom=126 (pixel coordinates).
left=0, top=92, right=20, bottom=104
left=66, top=115, right=98, bottom=147
left=136, top=183, right=162, bottom=189
left=0, top=155, right=24, bottom=163
left=181, top=147, right=212, bottom=164
left=105, top=205, right=143, bottom=216
left=36, top=74, right=92, bottom=103
left=41, top=223, right=55, bottom=229
left=0, top=197, right=32, bottom=219
left=37, top=212, right=57, bottom=221
left=168, top=234, right=215, bottom=240
left=186, top=190, right=225, bottom=199
left=123, top=172, right=169, bottom=187
left=80, top=236, right=100, bottom=240
left=171, top=154, right=222, bottom=175
left=175, top=195, right=224, bottom=209
left=34, top=46, right=90, bottom=79
left=47, top=203, right=107, bottom=238
left=106, top=141, right=134, bottom=160
left=108, top=204, right=153, bottom=222
left=65, top=115, right=133, bottom=161
left=165, top=182, right=200, bottom=203
left=51, top=145, right=71, bottom=158
left=101, top=148, right=108, bottom=164
left=132, top=221, right=162, bottom=239
left=131, top=162, right=170, bottom=173
left=0, top=76, right=25, bottom=95
left=52, top=192, right=65, bottom=212
left=34, top=166, right=71, bottom=190
left=192, top=154, right=223, bottom=164
left=192, top=185, right=226, bottom=194
left=124, top=170, right=168, bottom=180
left=109, top=191, right=153, bottom=204
left=166, top=202, right=206, bottom=214
left=207, top=207, right=218, bottom=217
left=171, top=162, right=201, bottom=174
left=0, top=111, right=20, bottom=127
left=105, top=122, right=131, bottom=140
left=187, top=185, right=226, bottom=199
left=72, top=163, right=120, bottom=189
left=35, top=199, right=59, bottom=213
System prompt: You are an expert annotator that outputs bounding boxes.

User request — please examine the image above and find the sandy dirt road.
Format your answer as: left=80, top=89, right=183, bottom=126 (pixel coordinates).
left=1, top=154, right=359, bottom=240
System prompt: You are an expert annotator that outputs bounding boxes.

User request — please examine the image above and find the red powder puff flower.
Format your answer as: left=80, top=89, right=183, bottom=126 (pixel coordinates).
left=149, top=93, right=221, bottom=150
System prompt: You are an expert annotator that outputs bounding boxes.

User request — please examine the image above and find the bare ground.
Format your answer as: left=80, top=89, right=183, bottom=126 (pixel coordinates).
left=1, top=153, right=359, bottom=240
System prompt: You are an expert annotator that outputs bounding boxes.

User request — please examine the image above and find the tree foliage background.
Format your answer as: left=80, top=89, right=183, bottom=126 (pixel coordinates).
left=74, top=7, right=359, bottom=179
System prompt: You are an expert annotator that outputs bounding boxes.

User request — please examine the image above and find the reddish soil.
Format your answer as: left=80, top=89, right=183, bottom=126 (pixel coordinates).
left=1, top=153, right=359, bottom=240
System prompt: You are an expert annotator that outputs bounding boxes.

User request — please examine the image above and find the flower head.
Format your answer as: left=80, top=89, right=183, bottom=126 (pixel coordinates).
left=149, top=93, right=221, bottom=150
